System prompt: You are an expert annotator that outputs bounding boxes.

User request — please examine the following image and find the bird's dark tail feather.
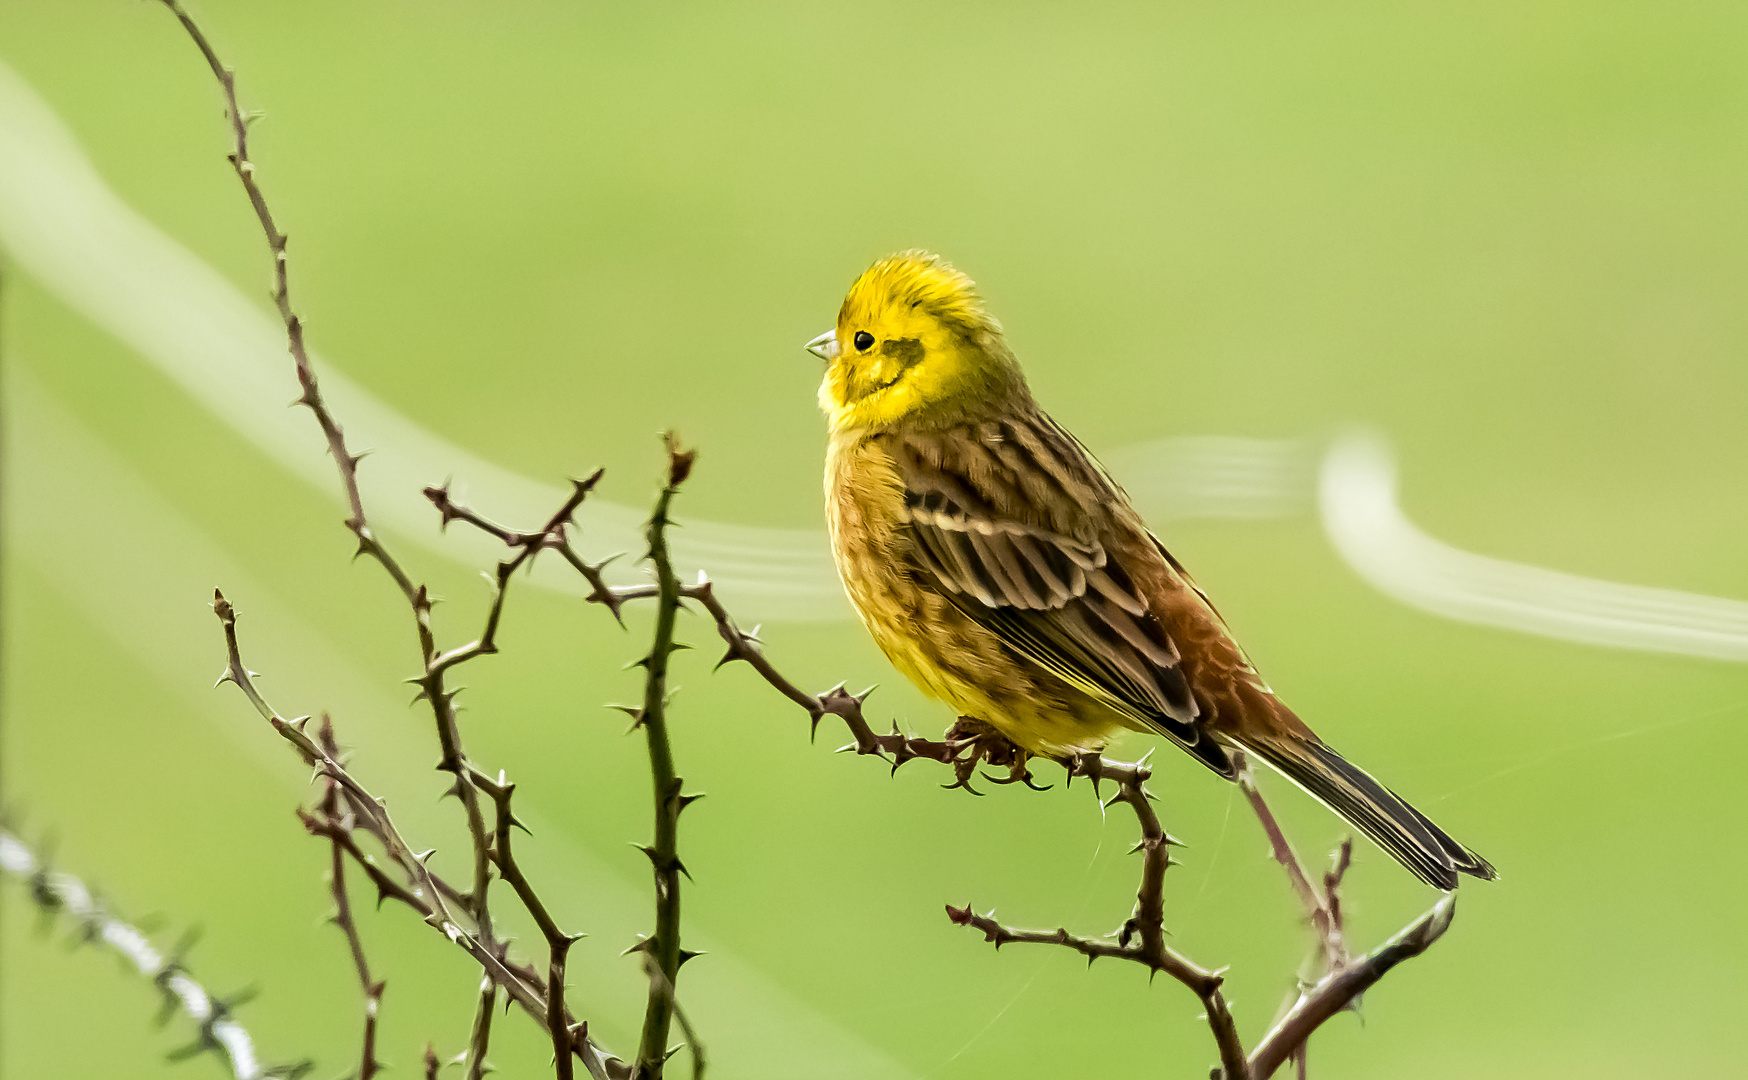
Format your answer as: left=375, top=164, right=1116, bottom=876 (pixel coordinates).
left=1236, top=735, right=1496, bottom=891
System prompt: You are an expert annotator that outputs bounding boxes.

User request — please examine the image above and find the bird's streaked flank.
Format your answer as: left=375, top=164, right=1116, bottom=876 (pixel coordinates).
left=810, top=251, right=1494, bottom=890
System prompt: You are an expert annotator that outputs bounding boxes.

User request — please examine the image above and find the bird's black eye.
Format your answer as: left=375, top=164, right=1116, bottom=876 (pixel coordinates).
left=853, top=330, right=875, bottom=352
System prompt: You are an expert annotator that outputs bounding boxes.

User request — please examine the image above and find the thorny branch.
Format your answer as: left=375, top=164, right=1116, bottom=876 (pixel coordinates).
left=1248, top=895, right=1454, bottom=1080
left=1237, top=755, right=1347, bottom=970
left=463, top=975, right=498, bottom=1080
left=317, top=718, right=384, bottom=1080
left=672, top=575, right=1457, bottom=1079
left=158, top=1, right=628, bottom=1075
left=630, top=437, right=700, bottom=1080
left=155, top=0, right=499, bottom=1026
left=422, top=488, right=1465, bottom=1080
left=1229, top=773, right=1448, bottom=1080
left=422, top=524, right=1458, bottom=1080
left=429, top=444, right=710, bottom=1080
left=467, top=766, right=584, bottom=1080
left=937, top=751, right=1456, bottom=1080
left=214, top=591, right=625, bottom=1079
left=0, top=828, right=312, bottom=1080
left=945, top=753, right=1246, bottom=1080
left=154, top=0, right=413, bottom=601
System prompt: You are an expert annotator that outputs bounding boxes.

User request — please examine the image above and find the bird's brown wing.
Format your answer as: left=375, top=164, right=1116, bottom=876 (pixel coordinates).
left=889, top=418, right=1235, bottom=776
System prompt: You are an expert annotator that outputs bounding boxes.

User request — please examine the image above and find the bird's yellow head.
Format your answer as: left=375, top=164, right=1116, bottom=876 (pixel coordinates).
left=809, top=251, right=1026, bottom=433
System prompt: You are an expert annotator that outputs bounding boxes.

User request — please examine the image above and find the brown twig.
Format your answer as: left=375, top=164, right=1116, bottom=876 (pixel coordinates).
left=317, top=717, right=384, bottom=1080
left=211, top=592, right=622, bottom=1078
left=423, top=472, right=603, bottom=675
left=468, top=766, right=583, bottom=1080
left=521, top=551, right=1460, bottom=1080
left=156, top=6, right=635, bottom=1075
left=1247, top=896, right=1456, bottom=1080
left=154, top=0, right=416, bottom=601
left=947, top=752, right=1248, bottom=1080
left=156, top=0, right=504, bottom=998
left=1236, top=755, right=1347, bottom=969
left=213, top=592, right=460, bottom=925
left=409, top=471, right=599, bottom=963
left=1239, top=752, right=1376, bottom=1076
left=1323, top=839, right=1353, bottom=953
left=464, top=974, right=498, bottom=1080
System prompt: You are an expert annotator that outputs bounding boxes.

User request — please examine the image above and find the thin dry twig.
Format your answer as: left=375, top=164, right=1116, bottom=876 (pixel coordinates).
left=1236, top=754, right=1346, bottom=969
left=429, top=446, right=709, bottom=1080
left=1237, top=753, right=1390, bottom=1078
left=317, top=717, right=385, bottom=1080
left=0, top=828, right=312, bottom=1080
left=489, top=551, right=1462, bottom=1080
left=464, top=974, right=498, bottom=1080
left=467, top=766, right=583, bottom=1080
left=153, top=0, right=412, bottom=599
left=1247, top=896, right=1456, bottom=1080
left=211, top=592, right=623, bottom=1079
left=155, top=0, right=500, bottom=992
left=155, top=4, right=631, bottom=1074
left=946, top=752, right=1247, bottom=1080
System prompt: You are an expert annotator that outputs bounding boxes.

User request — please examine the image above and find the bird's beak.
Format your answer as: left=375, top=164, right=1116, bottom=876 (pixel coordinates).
left=805, top=329, right=839, bottom=362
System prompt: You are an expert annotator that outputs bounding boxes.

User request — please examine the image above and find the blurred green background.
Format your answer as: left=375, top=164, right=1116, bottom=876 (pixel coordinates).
left=3, top=1, right=1746, bottom=1077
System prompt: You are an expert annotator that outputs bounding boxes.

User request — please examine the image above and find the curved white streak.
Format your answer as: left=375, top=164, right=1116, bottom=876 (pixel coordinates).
left=0, top=59, right=1334, bottom=625
left=1103, top=435, right=1316, bottom=520
left=1320, top=432, right=1748, bottom=661
left=13, top=60, right=1745, bottom=661
left=0, top=60, right=842, bottom=620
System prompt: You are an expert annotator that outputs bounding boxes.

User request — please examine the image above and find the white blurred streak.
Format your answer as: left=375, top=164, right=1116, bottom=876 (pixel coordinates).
left=1104, top=436, right=1316, bottom=519
left=0, top=60, right=841, bottom=620
left=1319, top=432, right=1748, bottom=661
left=0, top=60, right=1330, bottom=623
left=6, top=59, right=1746, bottom=660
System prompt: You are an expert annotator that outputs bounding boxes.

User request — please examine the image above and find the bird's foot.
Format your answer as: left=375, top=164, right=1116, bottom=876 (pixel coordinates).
left=939, top=717, right=1052, bottom=794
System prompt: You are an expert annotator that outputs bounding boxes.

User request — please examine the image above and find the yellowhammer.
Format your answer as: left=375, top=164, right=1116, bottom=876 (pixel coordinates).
left=808, top=250, right=1494, bottom=890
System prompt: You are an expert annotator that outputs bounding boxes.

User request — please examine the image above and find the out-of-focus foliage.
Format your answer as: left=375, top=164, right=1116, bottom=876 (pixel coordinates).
left=2, top=2, right=1744, bottom=1078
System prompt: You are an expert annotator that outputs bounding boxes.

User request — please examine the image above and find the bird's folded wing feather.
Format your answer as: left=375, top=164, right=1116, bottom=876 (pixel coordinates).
left=891, top=422, right=1215, bottom=757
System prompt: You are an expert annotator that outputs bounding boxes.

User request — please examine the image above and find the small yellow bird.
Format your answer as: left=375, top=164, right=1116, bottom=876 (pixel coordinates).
left=809, top=251, right=1494, bottom=890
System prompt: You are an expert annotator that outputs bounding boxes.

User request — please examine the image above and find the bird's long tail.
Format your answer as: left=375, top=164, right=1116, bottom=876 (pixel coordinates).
left=1235, top=734, right=1496, bottom=891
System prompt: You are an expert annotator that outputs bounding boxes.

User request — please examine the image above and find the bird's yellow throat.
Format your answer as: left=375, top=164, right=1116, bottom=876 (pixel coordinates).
left=818, top=251, right=1024, bottom=434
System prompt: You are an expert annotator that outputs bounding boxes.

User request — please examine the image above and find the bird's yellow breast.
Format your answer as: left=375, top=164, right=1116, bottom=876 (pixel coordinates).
left=823, top=433, right=951, bottom=696
left=823, top=430, right=1124, bottom=756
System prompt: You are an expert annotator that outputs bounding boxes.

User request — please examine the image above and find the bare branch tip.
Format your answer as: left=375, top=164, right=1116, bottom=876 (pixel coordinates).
left=662, top=432, right=697, bottom=488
